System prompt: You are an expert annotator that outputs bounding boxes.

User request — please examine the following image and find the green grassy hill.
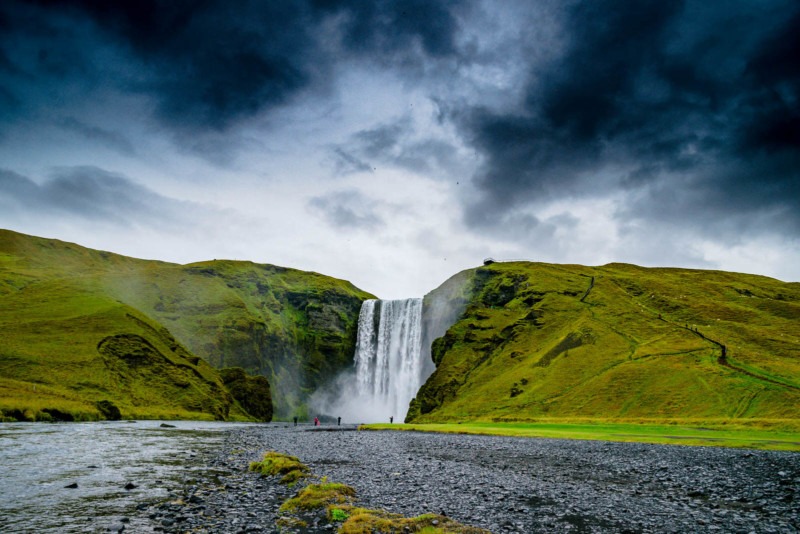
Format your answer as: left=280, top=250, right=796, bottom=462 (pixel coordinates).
left=408, top=262, right=800, bottom=426
left=0, top=230, right=374, bottom=420
left=5, top=229, right=797, bottom=427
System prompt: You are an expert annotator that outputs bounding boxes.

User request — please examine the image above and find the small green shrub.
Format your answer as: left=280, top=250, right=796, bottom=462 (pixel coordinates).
left=330, top=507, right=349, bottom=522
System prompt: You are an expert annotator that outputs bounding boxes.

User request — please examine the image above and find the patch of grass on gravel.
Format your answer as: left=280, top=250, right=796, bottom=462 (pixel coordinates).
left=335, top=507, right=489, bottom=533
left=255, top=450, right=490, bottom=533
left=248, top=451, right=310, bottom=485
left=280, top=480, right=356, bottom=511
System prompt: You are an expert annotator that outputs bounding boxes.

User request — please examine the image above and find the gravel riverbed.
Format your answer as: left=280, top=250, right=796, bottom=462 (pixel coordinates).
left=142, top=424, right=799, bottom=533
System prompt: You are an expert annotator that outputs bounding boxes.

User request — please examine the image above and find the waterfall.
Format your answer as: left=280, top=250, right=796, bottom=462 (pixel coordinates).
left=353, top=299, right=425, bottom=421
left=310, top=274, right=470, bottom=424
left=309, top=297, right=439, bottom=423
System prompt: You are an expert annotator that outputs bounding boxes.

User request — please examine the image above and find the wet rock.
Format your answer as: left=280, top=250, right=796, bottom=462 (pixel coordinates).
left=65, top=482, right=78, bottom=489
left=160, top=423, right=176, bottom=428
left=124, top=482, right=137, bottom=490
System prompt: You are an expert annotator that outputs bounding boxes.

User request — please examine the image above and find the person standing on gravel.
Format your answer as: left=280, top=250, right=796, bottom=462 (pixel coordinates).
left=314, top=417, right=319, bottom=426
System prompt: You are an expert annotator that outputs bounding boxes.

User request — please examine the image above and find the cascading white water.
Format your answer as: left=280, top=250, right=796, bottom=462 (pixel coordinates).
left=352, top=298, right=425, bottom=421
left=309, top=297, right=442, bottom=423
left=310, top=275, right=468, bottom=424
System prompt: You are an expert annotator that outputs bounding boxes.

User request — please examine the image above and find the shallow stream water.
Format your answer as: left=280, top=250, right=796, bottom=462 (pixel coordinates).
left=0, top=420, right=250, bottom=533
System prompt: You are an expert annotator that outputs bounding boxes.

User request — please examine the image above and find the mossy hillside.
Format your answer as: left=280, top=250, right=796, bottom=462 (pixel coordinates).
left=419, top=268, right=475, bottom=375
left=104, top=259, right=374, bottom=418
left=0, top=273, right=249, bottom=421
left=0, top=229, right=374, bottom=419
left=408, top=262, right=800, bottom=424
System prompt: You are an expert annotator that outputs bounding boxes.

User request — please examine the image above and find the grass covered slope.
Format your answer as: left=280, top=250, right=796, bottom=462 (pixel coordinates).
left=0, top=274, right=248, bottom=421
left=0, top=229, right=373, bottom=420
left=102, top=259, right=374, bottom=418
left=408, top=262, right=800, bottom=425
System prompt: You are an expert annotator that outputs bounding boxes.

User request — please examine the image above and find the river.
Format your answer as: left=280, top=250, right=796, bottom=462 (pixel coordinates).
left=0, top=420, right=251, bottom=533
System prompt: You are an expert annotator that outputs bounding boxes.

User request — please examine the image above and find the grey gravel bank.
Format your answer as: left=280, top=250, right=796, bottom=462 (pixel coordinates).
left=142, top=424, right=800, bottom=533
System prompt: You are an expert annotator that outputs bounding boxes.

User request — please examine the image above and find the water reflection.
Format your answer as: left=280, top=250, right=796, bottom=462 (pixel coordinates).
left=0, top=420, right=252, bottom=533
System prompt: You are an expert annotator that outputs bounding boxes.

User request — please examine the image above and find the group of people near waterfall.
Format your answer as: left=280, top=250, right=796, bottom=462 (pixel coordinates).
left=292, top=415, right=395, bottom=425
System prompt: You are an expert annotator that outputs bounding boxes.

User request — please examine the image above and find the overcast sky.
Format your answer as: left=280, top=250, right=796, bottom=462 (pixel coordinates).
left=1, top=0, right=798, bottom=298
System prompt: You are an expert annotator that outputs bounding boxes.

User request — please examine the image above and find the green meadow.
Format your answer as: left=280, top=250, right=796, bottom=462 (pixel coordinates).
left=363, top=421, right=800, bottom=451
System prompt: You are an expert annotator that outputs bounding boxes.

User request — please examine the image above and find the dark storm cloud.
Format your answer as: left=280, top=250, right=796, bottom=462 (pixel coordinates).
left=316, top=0, right=463, bottom=59
left=0, top=0, right=468, bottom=138
left=308, top=190, right=384, bottom=230
left=460, top=0, right=800, bottom=237
left=0, top=166, right=195, bottom=227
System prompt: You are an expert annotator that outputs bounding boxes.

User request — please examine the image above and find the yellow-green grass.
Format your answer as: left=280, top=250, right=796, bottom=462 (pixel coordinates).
left=280, top=481, right=357, bottom=511
left=362, top=421, right=800, bottom=451
left=333, top=507, right=489, bottom=533
left=410, top=262, right=800, bottom=426
left=99, top=261, right=374, bottom=418
left=0, top=229, right=374, bottom=419
left=249, top=451, right=310, bottom=485
left=0, top=244, right=255, bottom=421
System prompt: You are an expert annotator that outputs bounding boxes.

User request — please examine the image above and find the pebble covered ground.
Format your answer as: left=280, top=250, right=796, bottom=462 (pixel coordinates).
left=141, top=423, right=800, bottom=533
